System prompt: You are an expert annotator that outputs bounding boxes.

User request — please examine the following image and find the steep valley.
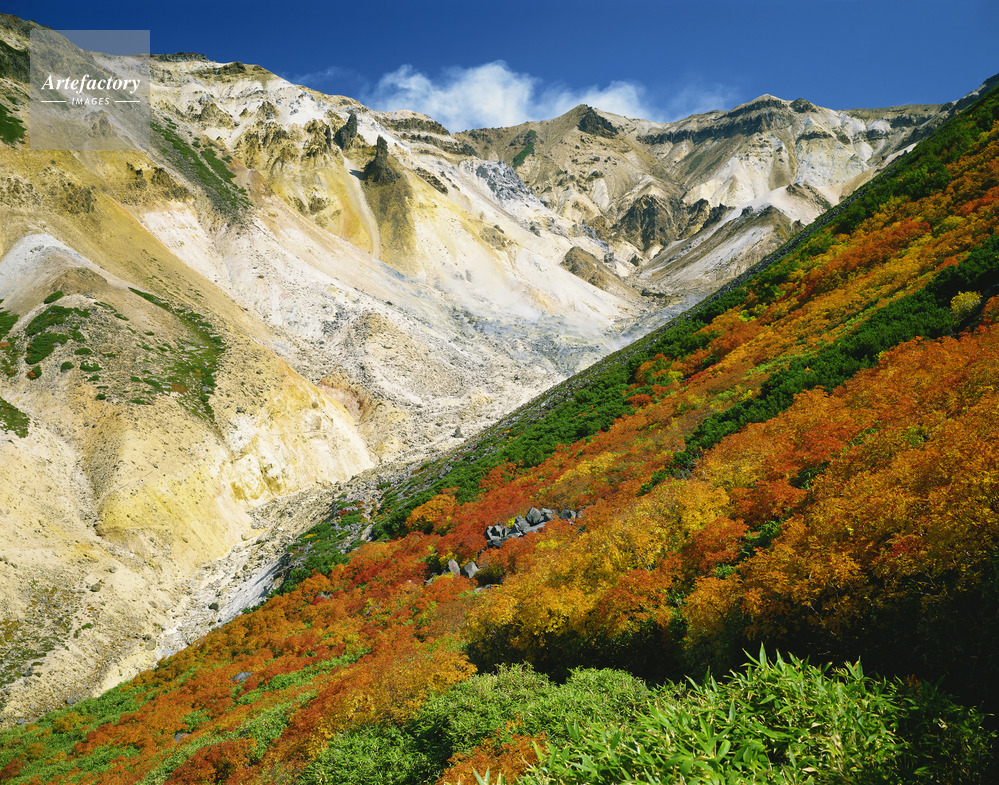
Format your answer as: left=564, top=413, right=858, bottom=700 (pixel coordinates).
left=0, top=12, right=976, bottom=727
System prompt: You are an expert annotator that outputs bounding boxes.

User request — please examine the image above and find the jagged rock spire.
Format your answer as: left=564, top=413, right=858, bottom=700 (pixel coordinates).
left=334, top=110, right=358, bottom=150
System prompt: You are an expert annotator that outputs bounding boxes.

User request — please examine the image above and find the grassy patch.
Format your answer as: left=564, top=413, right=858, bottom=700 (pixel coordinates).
left=511, top=129, right=537, bottom=168
left=25, top=332, right=69, bottom=364
left=0, top=303, right=19, bottom=377
left=0, top=396, right=28, bottom=437
left=151, top=122, right=249, bottom=214
left=527, top=652, right=993, bottom=785
left=21, top=303, right=91, bottom=368
left=0, top=102, right=25, bottom=146
left=126, top=288, right=225, bottom=421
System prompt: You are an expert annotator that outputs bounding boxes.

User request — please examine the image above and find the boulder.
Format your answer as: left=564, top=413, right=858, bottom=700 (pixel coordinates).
left=462, top=561, right=479, bottom=579
left=447, top=558, right=461, bottom=575
left=485, top=524, right=508, bottom=540
left=526, top=507, right=544, bottom=525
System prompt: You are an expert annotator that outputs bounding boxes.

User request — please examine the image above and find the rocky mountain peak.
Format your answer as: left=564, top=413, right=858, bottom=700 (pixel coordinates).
left=153, top=52, right=209, bottom=62
left=790, top=97, right=820, bottom=113
left=575, top=105, right=619, bottom=138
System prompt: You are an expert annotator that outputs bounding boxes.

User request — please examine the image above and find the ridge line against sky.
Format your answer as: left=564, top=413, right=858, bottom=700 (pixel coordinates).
left=292, top=60, right=738, bottom=131
left=4, top=0, right=998, bottom=132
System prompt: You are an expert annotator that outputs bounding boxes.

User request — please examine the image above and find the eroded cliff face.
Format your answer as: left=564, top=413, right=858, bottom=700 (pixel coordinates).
left=0, top=223, right=375, bottom=722
left=0, top=12, right=955, bottom=722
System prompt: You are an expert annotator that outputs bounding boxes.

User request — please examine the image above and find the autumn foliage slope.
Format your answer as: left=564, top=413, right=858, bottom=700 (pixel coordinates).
left=4, top=79, right=999, bottom=783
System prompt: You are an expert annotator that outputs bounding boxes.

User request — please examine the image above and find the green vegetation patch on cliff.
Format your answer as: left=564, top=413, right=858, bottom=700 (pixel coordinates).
left=127, top=288, right=225, bottom=421
left=0, top=395, right=27, bottom=436
left=21, top=302, right=90, bottom=368
left=151, top=121, right=249, bottom=214
left=511, top=129, right=537, bottom=168
left=0, top=302, right=19, bottom=378
left=0, top=102, right=25, bottom=146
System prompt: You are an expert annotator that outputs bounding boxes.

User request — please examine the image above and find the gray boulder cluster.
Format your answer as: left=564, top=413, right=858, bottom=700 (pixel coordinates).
left=430, top=507, right=579, bottom=585
left=485, top=506, right=577, bottom=548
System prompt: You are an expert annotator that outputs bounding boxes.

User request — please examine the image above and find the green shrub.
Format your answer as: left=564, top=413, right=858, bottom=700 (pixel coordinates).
left=300, top=725, right=431, bottom=785
left=237, top=703, right=291, bottom=762
left=25, top=332, right=69, bottom=364
left=25, top=305, right=88, bottom=337
left=0, top=306, right=17, bottom=341
left=182, top=709, right=210, bottom=732
left=151, top=122, right=249, bottom=213
left=525, top=650, right=995, bottom=785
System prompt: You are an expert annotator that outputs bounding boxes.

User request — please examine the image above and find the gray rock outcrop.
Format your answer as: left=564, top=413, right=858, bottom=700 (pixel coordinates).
left=334, top=111, right=358, bottom=150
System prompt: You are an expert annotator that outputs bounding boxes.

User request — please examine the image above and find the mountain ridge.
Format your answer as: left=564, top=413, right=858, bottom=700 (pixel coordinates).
left=457, top=93, right=950, bottom=301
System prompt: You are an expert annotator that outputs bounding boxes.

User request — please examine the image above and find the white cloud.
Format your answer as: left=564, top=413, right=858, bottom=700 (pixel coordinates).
left=285, top=65, right=357, bottom=94
left=363, top=61, right=736, bottom=132
left=368, top=62, right=536, bottom=131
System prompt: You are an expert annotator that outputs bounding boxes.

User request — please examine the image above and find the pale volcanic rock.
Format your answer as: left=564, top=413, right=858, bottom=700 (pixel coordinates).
left=459, top=98, right=948, bottom=294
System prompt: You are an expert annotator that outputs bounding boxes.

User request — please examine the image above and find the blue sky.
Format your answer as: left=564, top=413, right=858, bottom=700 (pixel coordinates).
left=8, top=0, right=998, bottom=131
